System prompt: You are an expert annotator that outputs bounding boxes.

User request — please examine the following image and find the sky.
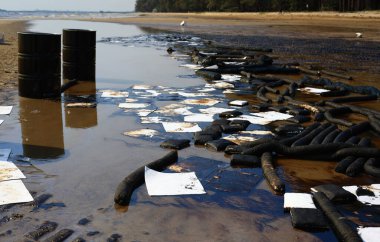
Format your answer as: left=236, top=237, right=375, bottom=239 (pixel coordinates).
left=0, top=0, right=136, bottom=12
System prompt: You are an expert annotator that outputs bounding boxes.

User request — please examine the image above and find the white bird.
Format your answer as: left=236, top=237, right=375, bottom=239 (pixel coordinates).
left=355, top=32, right=363, bottom=38
left=180, top=20, right=186, bottom=26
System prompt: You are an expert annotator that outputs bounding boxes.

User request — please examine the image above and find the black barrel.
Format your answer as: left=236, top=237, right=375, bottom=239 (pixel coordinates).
left=18, top=32, right=61, bottom=98
left=62, top=29, right=96, bottom=82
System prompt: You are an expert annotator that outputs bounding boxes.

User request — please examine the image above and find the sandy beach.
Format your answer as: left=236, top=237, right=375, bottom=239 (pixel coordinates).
left=0, top=20, right=26, bottom=89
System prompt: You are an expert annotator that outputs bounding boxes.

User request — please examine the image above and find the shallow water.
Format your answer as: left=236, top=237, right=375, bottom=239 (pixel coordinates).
left=28, top=20, right=205, bottom=89
left=0, top=20, right=379, bottom=241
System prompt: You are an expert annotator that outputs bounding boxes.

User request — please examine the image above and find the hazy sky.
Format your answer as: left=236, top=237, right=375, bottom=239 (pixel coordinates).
left=0, top=0, right=136, bottom=11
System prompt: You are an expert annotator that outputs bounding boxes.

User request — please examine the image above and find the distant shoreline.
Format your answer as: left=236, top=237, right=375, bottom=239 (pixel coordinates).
left=131, top=11, right=380, bottom=19
left=89, top=11, right=380, bottom=42
left=1, top=11, right=380, bottom=89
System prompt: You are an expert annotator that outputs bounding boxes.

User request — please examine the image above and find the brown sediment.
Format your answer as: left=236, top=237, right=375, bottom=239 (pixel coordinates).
left=0, top=20, right=27, bottom=89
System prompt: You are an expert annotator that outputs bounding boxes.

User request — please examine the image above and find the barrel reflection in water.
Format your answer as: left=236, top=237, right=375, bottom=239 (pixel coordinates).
left=62, top=29, right=98, bottom=128
left=19, top=98, right=65, bottom=159
left=64, top=94, right=98, bottom=129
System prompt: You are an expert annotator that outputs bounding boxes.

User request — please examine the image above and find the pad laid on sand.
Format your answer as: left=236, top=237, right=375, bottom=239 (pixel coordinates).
left=101, top=90, right=129, bottom=98
left=184, top=113, right=214, bottom=122
left=123, top=129, right=159, bottom=138
left=0, top=161, right=26, bottom=181
left=343, top=184, right=380, bottom=206
left=298, top=87, right=330, bottom=95
left=181, top=98, right=220, bottom=106
left=144, top=167, right=206, bottom=196
left=357, top=227, right=380, bottom=242
left=251, top=111, right=293, bottom=121
left=0, top=148, right=33, bottom=206
left=0, top=180, right=33, bottom=205
left=0, top=106, right=13, bottom=115
left=199, top=107, right=235, bottom=115
left=162, top=122, right=201, bottom=132
left=118, top=103, right=150, bottom=109
left=284, top=193, right=316, bottom=210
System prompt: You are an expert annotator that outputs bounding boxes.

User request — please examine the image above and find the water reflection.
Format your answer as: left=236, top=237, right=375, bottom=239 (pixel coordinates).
left=28, top=20, right=204, bottom=89
left=64, top=82, right=98, bottom=129
left=19, top=97, right=65, bottom=159
left=63, top=80, right=96, bottom=96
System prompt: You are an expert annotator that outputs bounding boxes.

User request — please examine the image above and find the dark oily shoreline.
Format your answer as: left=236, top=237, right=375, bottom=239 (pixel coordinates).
left=135, top=24, right=380, bottom=87
left=105, top=30, right=380, bottom=241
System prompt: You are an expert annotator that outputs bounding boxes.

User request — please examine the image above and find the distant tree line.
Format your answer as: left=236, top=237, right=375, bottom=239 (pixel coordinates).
left=135, top=0, right=380, bottom=12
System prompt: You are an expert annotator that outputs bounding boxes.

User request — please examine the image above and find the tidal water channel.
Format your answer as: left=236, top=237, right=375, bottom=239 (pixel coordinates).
left=1, top=20, right=379, bottom=241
